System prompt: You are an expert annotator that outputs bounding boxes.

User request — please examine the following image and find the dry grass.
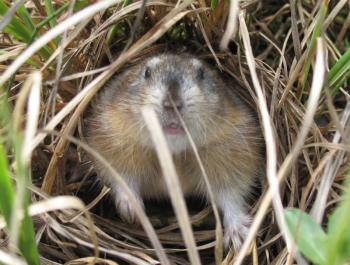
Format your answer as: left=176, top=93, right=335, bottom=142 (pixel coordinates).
left=1, top=0, right=349, bottom=264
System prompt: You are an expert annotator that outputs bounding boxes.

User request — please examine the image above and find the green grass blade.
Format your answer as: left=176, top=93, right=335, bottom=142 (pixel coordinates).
left=44, top=0, right=57, bottom=28
left=122, top=0, right=130, bottom=7
left=14, top=139, right=40, bottom=265
left=0, top=142, right=14, bottom=224
left=19, top=213, right=41, bottom=265
left=16, top=3, right=36, bottom=31
left=299, top=0, right=328, bottom=100
left=210, top=0, right=218, bottom=10
left=73, top=0, right=90, bottom=11
left=331, top=71, right=350, bottom=94
left=328, top=46, right=350, bottom=89
left=107, top=25, right=118, bottom=44
left=29, top=2, right=70, bottom=45
left=15, top=146, right=40, bottom=265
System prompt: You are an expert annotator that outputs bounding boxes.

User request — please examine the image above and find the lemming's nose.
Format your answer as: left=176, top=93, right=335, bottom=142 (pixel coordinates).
left=163, top=94, right=183, bottom=110
left=162, top=78, right=183, bottom=111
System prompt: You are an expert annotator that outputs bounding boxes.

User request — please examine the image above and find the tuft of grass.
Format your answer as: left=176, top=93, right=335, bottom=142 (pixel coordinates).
left=0, top=1, right=32, bottom=42
left=0, top=91, right=40, bottom=264
left=0, top=0, right=78, bottom=62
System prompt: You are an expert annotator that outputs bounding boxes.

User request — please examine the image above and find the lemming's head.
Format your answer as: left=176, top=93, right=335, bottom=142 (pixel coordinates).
left=110, top=54, right=231, bottom=153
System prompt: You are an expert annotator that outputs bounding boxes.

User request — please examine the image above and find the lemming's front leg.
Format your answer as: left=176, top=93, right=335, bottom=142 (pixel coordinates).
left=215, top=189, right=251, bottom=250
left=111, top=180, right=144, bottom=224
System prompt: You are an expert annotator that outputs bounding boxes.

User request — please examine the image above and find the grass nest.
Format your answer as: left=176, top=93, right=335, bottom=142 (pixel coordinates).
left=1, top=0, right=350, bottom=264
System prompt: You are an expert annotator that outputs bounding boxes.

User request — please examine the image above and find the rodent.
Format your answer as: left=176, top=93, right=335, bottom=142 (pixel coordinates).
left=85, top=53, right=264, bottom=250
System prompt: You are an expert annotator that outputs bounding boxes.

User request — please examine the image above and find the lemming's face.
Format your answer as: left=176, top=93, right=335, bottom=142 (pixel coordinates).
left=122, top=54, right=226, bottom=153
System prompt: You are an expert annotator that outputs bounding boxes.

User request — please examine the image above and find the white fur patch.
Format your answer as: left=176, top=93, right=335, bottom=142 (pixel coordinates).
left=164, top=133, right=189, bottom=154
left=146, top=83, right=166, bottom=106
left=216, top=188, right=250, bottom=250
left=147, top=57, right=162, bottom=67
left=183, top=83, right=200, bottom=100
left=191, top=58, right=202, bottom=68
left=140, top=131, right=189, bottom=154
left=112, top=180, right=144, bottom=223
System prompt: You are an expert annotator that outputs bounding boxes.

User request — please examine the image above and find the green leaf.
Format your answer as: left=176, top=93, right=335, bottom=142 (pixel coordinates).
left=285, top=208, right=328, bottom=265
left=326, top=176, right=350, bottom=265
left=327, top=207, right=350, bottom=264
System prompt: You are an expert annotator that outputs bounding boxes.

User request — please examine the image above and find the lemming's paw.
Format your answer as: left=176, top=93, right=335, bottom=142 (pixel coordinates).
left=114, top=192, right=144, bottom=224
left=224, top=213, right=251, bottom=251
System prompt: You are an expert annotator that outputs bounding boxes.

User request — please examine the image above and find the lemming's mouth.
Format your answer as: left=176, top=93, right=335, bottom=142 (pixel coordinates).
left=163, top=122, right=184, bottom=135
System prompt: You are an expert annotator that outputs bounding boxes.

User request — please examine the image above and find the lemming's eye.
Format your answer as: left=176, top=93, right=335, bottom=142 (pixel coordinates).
left=197, top=67, right=204, bottom=80
left=144, top=67, right=151, bottom=78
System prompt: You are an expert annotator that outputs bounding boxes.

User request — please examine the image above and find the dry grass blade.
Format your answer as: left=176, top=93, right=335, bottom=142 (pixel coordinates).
left=289, top=0, right=301, bottom=59
left=285, top=38, right=326, bottom=175
left=323, top=0, right=348, bottom=29
left=46, top=215, right=151, bottom=265
left=238, top=9, right=292, bottom=256
left=94, top=0, right=173, bottom=33
left=0, top=196, right=91, bottom=230
left=65, top=257, right=119, bottom=265
left=29, top=196, right=88, bottom=216
left=22, top=72, right=41, bottom=163
left=33, top=196, right=100, bottom=259
left=311, top=101, right=350, bottom=223
left=0, top=45, right=26, bottom=63
left=13, top=74, right=38, bottom=132
left=219, top=0, right=239, bottom=50
left=0, top=250, right=26, bottom=265
left=142, top=107, right=201, bottom=265
left=68, top=187, right=110, bottom=222
left=40, top=19, right=91, bottom=72
left=58, top=66, right=110, bottom=82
